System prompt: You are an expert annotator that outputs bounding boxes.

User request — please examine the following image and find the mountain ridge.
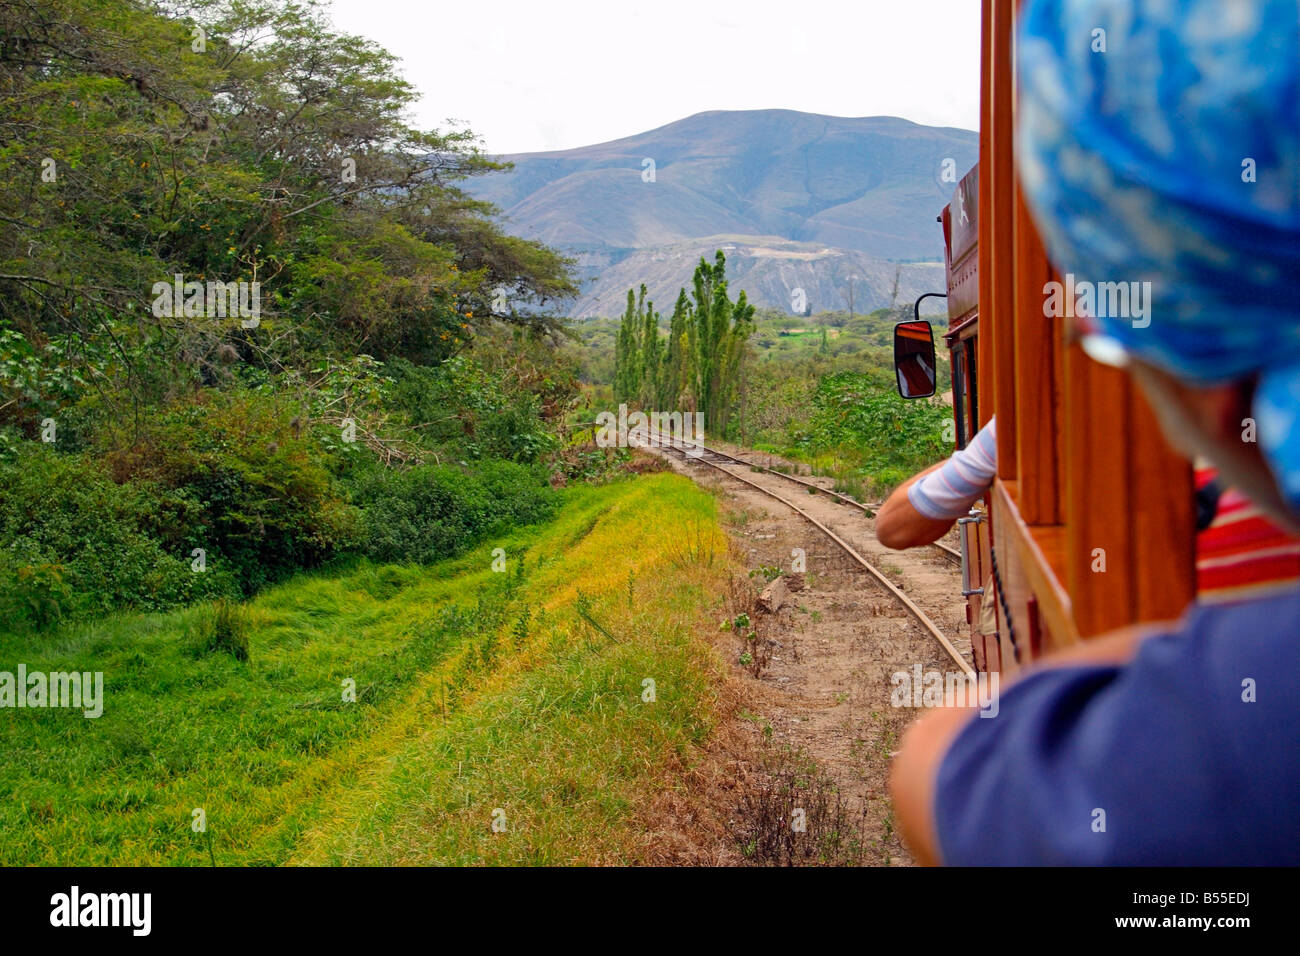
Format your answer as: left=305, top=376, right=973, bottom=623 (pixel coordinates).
left=466, top=109, right=977, bottom=317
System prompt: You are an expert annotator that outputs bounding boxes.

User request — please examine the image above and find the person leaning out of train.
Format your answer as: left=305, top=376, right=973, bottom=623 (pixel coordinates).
left=876, top=417, right=997, bottom=550
left=891, top=0, right=1300, bottom=866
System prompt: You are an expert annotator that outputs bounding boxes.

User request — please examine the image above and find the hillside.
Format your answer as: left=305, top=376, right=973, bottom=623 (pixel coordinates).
left=568, top=235, right=948, bottom=319
left=468, top=109, right=977, bottom=316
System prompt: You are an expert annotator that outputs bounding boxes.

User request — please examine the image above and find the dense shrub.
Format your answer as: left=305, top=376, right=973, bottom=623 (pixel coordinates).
left=388, top=357, right=558, bottom=463
left=359, top=460, right=556, bottom=565
left=0, top=437, right=557, bottom=631
left=0, top=354, right=572, bottom=630
left=0, top=447, right=236, bottom=629
left=795, top=370, right=951, bottom=487
left=98, top=392, right=360, bottom=594
left=476, top=460, right=560, bottom=526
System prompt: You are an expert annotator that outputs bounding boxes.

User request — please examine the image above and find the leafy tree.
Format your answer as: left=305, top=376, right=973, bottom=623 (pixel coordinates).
left=0, top=0, right=576, bottom=434
left=0, top=0, right=586, bottom=625
left=611, top=253, right=754, bottom=433
left=661, top=290, right=690, bottom=409
left=639, top=292, right=661, bottom=407
left=613, top=288, right=640, bottom=403
left=690, top=251, right=754, bottom=434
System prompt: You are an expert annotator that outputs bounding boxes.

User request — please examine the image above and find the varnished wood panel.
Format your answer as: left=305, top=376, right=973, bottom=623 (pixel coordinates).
left=990, top=0, right=1017, bottom=478
left=977, top=0, right=995, bottom=430
left=1012, top=184, right=1061, bottom=524
left=977, top=0, right=1197, bottom=656
left=995, top=480, right=1077, bottom=661
left=1064, top=346, right=1196, bottom=636
left=1129, top=389, right=1196, bottom=622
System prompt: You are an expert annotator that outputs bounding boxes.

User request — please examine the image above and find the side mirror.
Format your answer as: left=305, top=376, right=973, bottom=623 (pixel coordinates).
left=894, top=320, right=937, bottom=399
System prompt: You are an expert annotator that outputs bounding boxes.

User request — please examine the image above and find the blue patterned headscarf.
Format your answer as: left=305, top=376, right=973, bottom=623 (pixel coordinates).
left=1016, top=0, right=1300, bottom=509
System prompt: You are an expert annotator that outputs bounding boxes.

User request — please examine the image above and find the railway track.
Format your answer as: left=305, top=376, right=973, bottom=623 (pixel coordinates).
left=652, top=437, right=963, bottom=567
left=929, top=539, right=962, bottom=563
left=655, top=438, right=975, bottom=679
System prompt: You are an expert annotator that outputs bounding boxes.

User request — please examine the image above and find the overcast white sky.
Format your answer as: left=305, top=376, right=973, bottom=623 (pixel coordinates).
left=325, top=0, right=981, bottom=155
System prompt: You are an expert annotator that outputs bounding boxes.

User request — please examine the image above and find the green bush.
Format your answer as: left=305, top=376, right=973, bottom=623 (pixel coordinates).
left=99, top=391, right=360, bottom=594
left=0, top=375, right=566, bottom=628
left=798, top=370, right=950, bottom=486
left=388, top=357, right=558, bottom=464
left=0, top=446, right=236, bottom=629
left=0, top=559, right=71, bottom=631
left=476, top=460, right=558, bottom=528
left=359, top=460, right=556, bottom=565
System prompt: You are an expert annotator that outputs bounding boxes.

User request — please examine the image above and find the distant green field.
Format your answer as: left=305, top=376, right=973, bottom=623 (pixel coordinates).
left=0, top=473, right=729, bottom=865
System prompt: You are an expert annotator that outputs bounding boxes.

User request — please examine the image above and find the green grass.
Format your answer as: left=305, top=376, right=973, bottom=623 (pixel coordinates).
left=0, top=473, right=729, bottom=865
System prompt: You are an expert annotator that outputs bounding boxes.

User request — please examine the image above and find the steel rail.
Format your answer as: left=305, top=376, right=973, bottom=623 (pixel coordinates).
left=657, top=440, right=974, bottom=678
left=649, top=433, right=964, bottom=568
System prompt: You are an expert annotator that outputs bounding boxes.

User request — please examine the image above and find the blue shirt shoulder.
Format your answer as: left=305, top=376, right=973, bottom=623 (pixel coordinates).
left=933, top=588, right=1300, bottom=865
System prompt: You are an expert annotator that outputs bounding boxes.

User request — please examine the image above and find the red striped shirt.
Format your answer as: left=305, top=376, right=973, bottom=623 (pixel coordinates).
left=1195, top=467, right=1300, bottom=602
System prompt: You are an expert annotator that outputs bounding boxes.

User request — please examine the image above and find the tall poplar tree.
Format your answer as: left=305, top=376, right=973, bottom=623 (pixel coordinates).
left=613, top=288, right=640, bottom=403
left=639, top=292, right=662, bottom=407
left=661, top=290, right=691, bottom=410
left=690, top=251, right=754, bottom=434
left=611, top=252, right=753, bottom=433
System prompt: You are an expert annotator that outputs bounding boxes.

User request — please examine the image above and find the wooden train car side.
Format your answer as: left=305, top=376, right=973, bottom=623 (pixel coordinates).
left=909, top=0, right=1198, bottom=673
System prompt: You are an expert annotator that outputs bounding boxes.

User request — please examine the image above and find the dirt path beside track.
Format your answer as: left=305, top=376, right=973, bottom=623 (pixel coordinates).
left=638, top=445, right=968, bottom=866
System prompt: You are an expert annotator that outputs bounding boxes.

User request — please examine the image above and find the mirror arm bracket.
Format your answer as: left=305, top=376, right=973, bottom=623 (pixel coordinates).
left=914, top=292, right=948, bottom=322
